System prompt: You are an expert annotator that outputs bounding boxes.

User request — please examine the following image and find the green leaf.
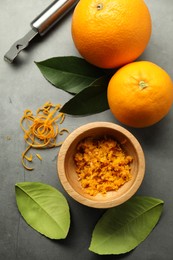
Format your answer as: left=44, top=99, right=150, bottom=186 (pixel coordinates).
left=35, top=56, right=105, bottom=94
left=60, top=76, right=110, bottom=115
left=15, top=182, right=70, bottom=239
left=89, top=196, right=164, bottom=255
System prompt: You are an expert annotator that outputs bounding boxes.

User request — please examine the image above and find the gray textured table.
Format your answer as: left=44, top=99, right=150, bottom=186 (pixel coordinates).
left=1, top=1, right=173, bottom=259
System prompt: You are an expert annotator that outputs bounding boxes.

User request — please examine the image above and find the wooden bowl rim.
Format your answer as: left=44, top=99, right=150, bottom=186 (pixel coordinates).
left=57, top=122, right=145, bottom=208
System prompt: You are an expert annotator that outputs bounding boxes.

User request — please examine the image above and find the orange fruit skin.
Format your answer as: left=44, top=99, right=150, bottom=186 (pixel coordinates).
left=107, top=61, right=173, bottom=128
left=71, top=0, right=152, bottom=69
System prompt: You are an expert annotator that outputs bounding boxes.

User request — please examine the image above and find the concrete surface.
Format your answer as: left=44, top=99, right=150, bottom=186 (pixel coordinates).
left=0, top=0, right=173, bottom=259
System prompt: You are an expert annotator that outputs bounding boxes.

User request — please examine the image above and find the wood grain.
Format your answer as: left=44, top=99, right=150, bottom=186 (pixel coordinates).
left=57, top=122, right=145, bottom=208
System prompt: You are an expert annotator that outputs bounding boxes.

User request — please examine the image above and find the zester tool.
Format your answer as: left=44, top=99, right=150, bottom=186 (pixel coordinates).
left=4, top=0, right=79, bottom=63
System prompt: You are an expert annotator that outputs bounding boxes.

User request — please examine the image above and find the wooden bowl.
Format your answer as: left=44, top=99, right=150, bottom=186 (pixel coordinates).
left=57, top=122, right=145, bottom=208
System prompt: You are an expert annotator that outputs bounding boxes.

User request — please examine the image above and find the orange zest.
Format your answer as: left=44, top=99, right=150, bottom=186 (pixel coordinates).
left=20, top=101, right=68, bottom=170
left=36, top=153, right=42, bottom=161
left=74, top=136, right=133, bottom=196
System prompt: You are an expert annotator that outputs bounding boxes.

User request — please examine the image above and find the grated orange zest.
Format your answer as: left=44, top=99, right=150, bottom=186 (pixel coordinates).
left=74, top=136, right=133, bottom=196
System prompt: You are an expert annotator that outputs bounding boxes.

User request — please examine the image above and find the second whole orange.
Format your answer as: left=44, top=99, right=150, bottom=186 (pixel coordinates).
left=107, top=61, right=173, bottom=128
left=71, top=0, right=152, bottom=69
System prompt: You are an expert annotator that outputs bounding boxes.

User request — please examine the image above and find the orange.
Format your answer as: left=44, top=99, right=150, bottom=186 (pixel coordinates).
left=71, top=0, right=152, bottom=69
left=107, top=61, right=173, bottom=128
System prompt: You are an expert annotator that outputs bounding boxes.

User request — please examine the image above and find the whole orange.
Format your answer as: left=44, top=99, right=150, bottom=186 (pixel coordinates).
left=107, top=61, right=173, bottom=128
left=71, top=0, right=152, bottom=69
